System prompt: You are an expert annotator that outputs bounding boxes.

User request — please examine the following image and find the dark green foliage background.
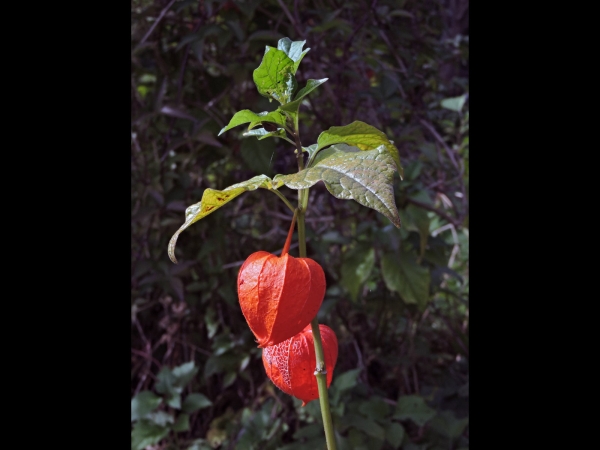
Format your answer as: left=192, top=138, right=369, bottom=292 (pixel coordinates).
left=131, top=1, right=469, bottom=449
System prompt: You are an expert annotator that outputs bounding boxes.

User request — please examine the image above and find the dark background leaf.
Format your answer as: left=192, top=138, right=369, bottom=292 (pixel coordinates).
left=132, top=0, right=469, bottom=448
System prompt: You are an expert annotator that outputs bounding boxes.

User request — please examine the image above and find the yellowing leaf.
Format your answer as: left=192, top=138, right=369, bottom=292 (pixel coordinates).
left=168, top=175, right=283, bottom=263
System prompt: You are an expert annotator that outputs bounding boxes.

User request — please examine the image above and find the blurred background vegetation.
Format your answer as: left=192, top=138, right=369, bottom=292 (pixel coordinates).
left=131, top=0, right=469, bottom=449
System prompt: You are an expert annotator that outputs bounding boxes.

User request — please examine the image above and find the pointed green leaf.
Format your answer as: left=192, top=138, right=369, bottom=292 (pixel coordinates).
left=182, top=393, right=213, bottom=413
left=393, top=395, right=436, bottom=427
left=218, top=109, right=287, bottom=136
left=168, top=175, right=283, bottom=263
left=316, top=121, right=402, bottom=175
left=441, top=94, right=467, bottom=112
left=277, top=37, right=310, bottom=72
left=252, top=46, right=297, bottom=104
left=294, top=78, right=327, bottom=101
left=172, top=361, right=199, bottom=387
left=280, top=78, right=328, bottom=115
left=131, top=391, right=163, bottom=422
left=332, top=368, right=362, bottom=392
left=386, top=422, right=406, bottom=449
left=243, top=127, right=287, bottom=140
left=131, top=419, right=170, bottom=450
left=340, top=245, right=375, bottom=302
left=381, top=254, right=430, bottom=309
left=274, top=147, right=401, bottom=227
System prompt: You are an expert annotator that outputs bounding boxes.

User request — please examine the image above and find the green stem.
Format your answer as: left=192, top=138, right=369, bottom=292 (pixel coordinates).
left=294, top=130, right=337, bottom=450
left=270, top=189, right=295, bottom=213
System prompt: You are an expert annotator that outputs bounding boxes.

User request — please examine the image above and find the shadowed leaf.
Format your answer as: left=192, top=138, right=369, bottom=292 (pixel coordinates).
left=393, top=395, right=436, bottom=426
left=381, top=253, right=430, bottom=309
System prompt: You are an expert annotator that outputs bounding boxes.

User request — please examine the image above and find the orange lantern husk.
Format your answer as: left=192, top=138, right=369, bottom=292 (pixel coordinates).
left=262, top=324, right=338, bottom=406
left=237, top=217, right=326, bottom=347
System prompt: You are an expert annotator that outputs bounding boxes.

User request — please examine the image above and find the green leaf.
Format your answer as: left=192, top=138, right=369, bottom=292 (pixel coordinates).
left=155, top=367, right=177, bottom=396
left=393, top=395, right=436, bottom=426
left=277, top=37, right=310, bottom=72
left=252, top=46, right=297, bottom=104
left=131, top=419, right=170, bottom=450
left=240, top=134, right=276, bottom=176
left=243, top=127, right=287, bottom=141
left=441, top=94, right=467, bottom=112
left=342, top=414, right=385, bottom=440
left=172, top=361, right=199, bottom=387
left=381, top=253, right=430, bottom=310
left=168, top=175, right=283, bottom=263
left=131, top=391, right=162, bottom=422
left=385, top=422, right=405, bottom=449
left=280, top=78, right=328, bottom=115
left=316, top=121, right=402, bottom=175
left=404, top=204, right=431, bottom=257
left=340, top=245, right=375, bottom=301
left=146, top=410, right=175, bottom=427
left=167, top=393, right=182, bottom=409
left=218, top=109, right=288, bottom=136
left=358, top=397, right=391, bottom=421
left=274, top=147, right=401, bottom=227
left=294, top=78, right=327, bottom=101
left=429, top=411, right=469, bottom=439
left=182, top=393, right=213, bottom=413
left=173, top=413, right=191, bottom=432
left=333, top=368, right=362, bottom=392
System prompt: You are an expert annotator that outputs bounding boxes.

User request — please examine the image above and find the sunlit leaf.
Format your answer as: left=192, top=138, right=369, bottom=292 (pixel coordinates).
left=274, top=147, right=400, bottom=227
left=316, top=120, right=402, bottom=175
left=168, top=175, right=283, bottom=263
left=253, top=46, right=297, bottom=104
left=280, top=78, right=328, bottom=114
left=243, top=127, right=287, bottom=140
left=218, top=109, right=287, bottom=136
left=277, top=37, right=310, bottom=72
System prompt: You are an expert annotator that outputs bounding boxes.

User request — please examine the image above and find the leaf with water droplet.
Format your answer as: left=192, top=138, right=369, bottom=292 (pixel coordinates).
left=274, top=146, right=401, bottom=227
left=168, top=175, right=283, bottom=263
